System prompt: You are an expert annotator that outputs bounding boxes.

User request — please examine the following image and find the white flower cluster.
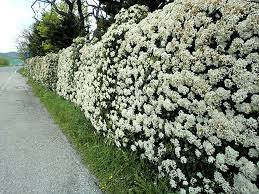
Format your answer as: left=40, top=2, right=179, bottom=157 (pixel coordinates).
left=56, top=37, right=86, bottom=101
left=25, top=0, right=259, bottom=193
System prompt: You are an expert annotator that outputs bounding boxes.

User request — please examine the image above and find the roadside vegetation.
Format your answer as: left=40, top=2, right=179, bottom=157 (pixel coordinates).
left=0, top=57, right=10, bottom=67
left=19, top=67, right=172, bottom=194
left=19, top=0, right=259, bottom=193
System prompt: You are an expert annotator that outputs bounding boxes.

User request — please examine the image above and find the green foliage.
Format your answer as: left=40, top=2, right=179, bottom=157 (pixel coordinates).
left=0, top=57, right=10, bottom=67
left=42, top=41, right=57, bottom=53
left=37, top=11, right=61, bottom=38
left=19, top=67, right=173, bottom=194
left=94, top=16, right=112, bottom=39
left=36, top=9, right=82, bottom=54
left=17, top=2, right=86, bottom=58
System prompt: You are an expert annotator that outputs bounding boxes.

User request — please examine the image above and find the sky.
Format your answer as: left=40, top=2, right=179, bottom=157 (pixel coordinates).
left=0, top=0, right=34, bottom=52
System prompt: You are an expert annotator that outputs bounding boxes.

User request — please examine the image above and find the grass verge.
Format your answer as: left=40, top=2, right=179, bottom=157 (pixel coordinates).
left=19, top=68, right=172, bottom=194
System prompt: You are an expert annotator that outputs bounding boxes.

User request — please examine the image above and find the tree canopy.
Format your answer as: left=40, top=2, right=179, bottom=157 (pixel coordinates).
left=99, top=0, right=169, bottom=17
left=18, top=1, right=89, bottom=58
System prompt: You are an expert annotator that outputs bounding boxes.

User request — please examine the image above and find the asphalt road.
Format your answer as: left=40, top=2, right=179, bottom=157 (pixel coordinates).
left=0, top=66, right=102, bottom=194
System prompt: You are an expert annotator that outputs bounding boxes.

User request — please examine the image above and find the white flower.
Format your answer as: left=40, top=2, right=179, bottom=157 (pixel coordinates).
left=248, top=148, right=258, bottom=158
left=214, top=171, right=232, bottom=193
left=239, top=161, right=258, bottom=181
left=208, top=156, right=215, bottom=163
left=182, top=180, right=188, bottom=186
left=175, top=146, right=181, bottom=158
left=203, top=141, right=215, bottom=155
left=215, top=153, right=228, bottom=172
left=196, top=172, right=203, bottom=178
left=131, top=145, right=137, bottom=151
left=232, top=89, right=248, bottom=103
left=195, top=149, right=202, bottom=158
left=225, top=146, right=239, bottom=166
left=181, top=156, right=187, bottom=164
left=233, top=173, right=259, bottom=194
left=188, top=187, right=202, bottom=194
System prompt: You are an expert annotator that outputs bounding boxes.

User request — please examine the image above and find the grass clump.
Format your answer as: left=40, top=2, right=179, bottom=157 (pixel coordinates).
left=19, top=68, right=172, bottom=194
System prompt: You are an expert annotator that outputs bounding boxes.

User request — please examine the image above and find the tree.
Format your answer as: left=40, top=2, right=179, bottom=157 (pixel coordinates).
left=32, top=0, right=85, bottom=31
left=93, top=16, right=110, bottom=39
left=17, top=21, right=46, bottom=58
left=17, top=1, right=90, bottom=58
left=99, top=0, right=171, bottom=17
left=31, top=0, right=101, bottom=37
left=17, top=29, right=32, bottom=60
left=37, top=8, right=81, bottom=53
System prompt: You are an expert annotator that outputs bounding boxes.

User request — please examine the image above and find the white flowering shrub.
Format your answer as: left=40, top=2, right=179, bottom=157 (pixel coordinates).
left=56, top=37, right=86, bottom=101
left=25, top=1, right=259, bottom=193
left=25, top=53, right=59, bottom=90
left=74, top=5, right=149, bottom=121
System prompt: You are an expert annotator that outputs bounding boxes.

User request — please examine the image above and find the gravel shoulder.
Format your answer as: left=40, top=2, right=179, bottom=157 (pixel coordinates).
left=0, top=66, right=102, bottom=194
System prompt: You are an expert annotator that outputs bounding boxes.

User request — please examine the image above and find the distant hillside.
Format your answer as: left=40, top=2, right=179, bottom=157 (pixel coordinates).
left=0, top=52, right=22, bottom=66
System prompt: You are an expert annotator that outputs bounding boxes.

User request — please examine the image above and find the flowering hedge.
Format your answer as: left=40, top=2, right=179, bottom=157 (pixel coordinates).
left=25, top=0, right=259, bottom=193
left=56, top=38, right=86, bottom=101
left=74, top=4, right=149, bottom=126
left=26, top=53, right=59, bottom=90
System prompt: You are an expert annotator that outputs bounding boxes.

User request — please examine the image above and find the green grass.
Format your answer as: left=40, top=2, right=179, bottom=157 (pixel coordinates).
left=0, top=57, right=10, bottom=67
left=19, top=68, right=172, bottom=194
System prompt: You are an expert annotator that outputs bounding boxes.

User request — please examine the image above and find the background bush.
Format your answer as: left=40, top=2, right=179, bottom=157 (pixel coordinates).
left=0, top=57, right=10, bottom=67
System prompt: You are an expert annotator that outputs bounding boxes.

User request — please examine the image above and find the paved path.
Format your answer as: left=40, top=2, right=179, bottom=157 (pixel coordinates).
left=0, top=66, right=102, bottom=194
